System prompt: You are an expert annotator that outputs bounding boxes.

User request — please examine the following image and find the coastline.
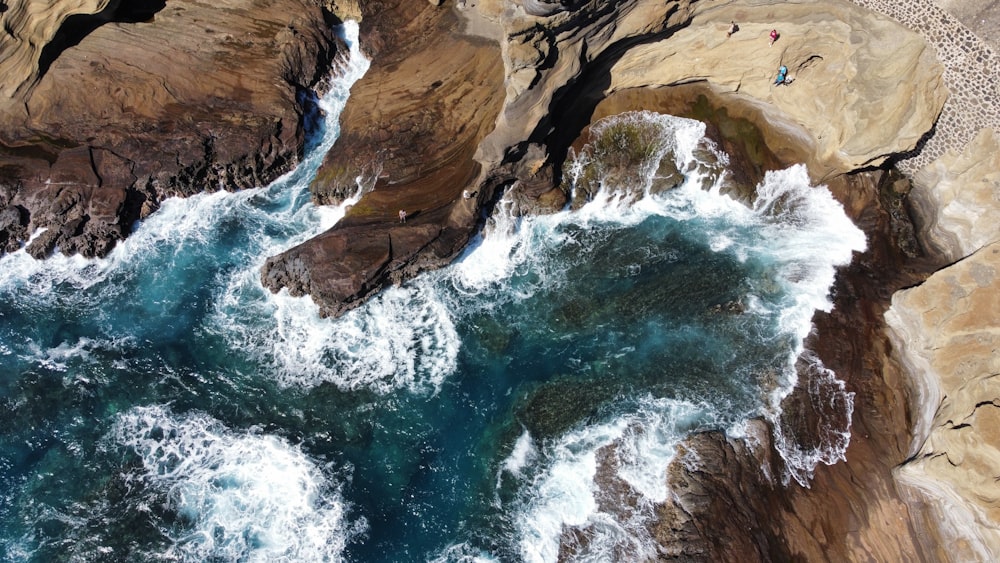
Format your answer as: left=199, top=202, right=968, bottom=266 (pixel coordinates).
left=1, top=0, right=998, bottom=559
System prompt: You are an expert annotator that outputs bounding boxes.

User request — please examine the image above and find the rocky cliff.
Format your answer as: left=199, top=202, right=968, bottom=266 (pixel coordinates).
left=261, top=0, right=506, bottom=316
left=0, top=0, right=342, bottom=257
left=262, top=0, right=946, bottom=318
left=257, top=2, right=972, bottom=558
left=885, top=128, right=1000, bottom=561
left=4, top=0, right=998, bottom=559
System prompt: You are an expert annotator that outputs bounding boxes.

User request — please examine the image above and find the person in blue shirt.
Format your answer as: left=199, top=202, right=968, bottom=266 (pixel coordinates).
left=774, top=65, right=789, bottom=85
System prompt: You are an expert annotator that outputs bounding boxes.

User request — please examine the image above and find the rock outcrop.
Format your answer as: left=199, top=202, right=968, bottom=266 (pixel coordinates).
left=884, top=127, right=1000, bottom=561
left=607, top=1, right=947, bottom=181
left=262, top=0, right=946, bottom=318
left=0, top=0, right=111, bottom=101
left=0, top=0, right=342, bottom=257
left=887, top=241, right=1000, bottom=561
left=908, top=128, right=1000, bottom=263
left=262, top=0, right=508, bottom=317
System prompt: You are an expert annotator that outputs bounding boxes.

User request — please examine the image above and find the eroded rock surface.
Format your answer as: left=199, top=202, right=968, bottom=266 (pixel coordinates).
left=0, top=0, right=342, bottom=257
left=910, top=128, right=1000, bottom=263
left=262, top=0, right=507, bottom=316
left=0, top=0, right=111, bottom=101
left=887, top=242, right=1000, bottom=561
left=262, top=0, right=946, bottom=318
left=883, top=123, right=1000, bottom=560
left=608, top=0, right=948, bottom=180
left=640, top=163, right=936, bottom=562
left=849, top=0, right=1000, bottom=174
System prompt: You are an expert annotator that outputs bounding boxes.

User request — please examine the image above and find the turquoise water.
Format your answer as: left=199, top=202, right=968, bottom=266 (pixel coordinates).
left=0, top=23, right=866, bottom=563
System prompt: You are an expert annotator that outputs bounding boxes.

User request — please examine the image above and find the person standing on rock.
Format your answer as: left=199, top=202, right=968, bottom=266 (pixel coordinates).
left=399, top=209, right=407, bottom=223
left=769, top=29, right=779, bottom=46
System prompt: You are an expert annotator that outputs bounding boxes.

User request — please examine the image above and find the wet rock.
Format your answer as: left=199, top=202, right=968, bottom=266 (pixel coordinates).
left=267, top=0, right=946, bottom=318
left=0, top=0, right=344, bottom=258
left=264, top=0, right=505, bottom=313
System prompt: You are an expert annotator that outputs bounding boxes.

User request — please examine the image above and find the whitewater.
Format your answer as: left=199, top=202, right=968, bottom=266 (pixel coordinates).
left=0, top=21, right=865, bottom=563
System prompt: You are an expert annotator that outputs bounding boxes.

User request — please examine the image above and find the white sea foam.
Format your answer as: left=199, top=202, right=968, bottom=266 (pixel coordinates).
left=220, top=43, right=455, bottom=394
left=452, top=199, right=524, bottom=292
left=109, top=405, right=364, bottom=562
left=510, top=397, right=714, bottom=563
left=771, top=352, right=856, bottom=487
left=139, top=21, right=453, bottom=396
left=487, top=111, right=866, bottom=557
left=239, top=281, right=459, bottom=394
left=448, top=113, right=716, bottom=303
left=429, top=542, right=501, bottom=563
left=199, top=21, right=458, bottom=395
left=16, top=335, right=130, bottom=374
left=502, top=430, right=538, bottom=477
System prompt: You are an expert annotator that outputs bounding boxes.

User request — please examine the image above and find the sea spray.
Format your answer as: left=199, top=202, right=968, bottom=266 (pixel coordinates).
left=198, top=21, right=460, bottom=395
left=511, top=398, right=717, bottom=563
left=0, top=58, right=868, bottom=563
left=455, top=111, right=868, bottom=560
left=0, top=20, right=378, bottom=560
left=109, top=405, right=365, bottom=562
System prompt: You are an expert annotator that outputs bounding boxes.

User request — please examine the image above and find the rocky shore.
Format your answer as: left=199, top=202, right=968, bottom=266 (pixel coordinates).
left=2, top=0, right=999, bottom=559
left=283, top=0, right=998, bottom=559
left=0, top=0, right=343, bottom=257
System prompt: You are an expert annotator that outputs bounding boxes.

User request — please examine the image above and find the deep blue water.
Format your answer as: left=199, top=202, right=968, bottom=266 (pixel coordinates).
left=0, top=23, right=866, bottom=563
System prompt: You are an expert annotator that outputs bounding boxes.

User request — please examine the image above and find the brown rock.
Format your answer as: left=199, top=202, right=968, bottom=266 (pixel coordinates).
left=264, top=0, right=945, bottom=318
left=0, top=0, right=343, bottom=258
left=643, top=164, right=936, bottom=562
left=887, top=242, right=1000, bottom=560
left=262, top=0, right=505, bottom=316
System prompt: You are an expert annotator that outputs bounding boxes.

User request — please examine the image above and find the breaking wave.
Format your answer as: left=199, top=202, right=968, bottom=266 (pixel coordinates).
left=109, top=405, right=364, bottom=562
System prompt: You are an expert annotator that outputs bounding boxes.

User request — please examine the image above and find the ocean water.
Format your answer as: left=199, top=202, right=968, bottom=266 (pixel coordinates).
left=0, top=22, right=866, bottom=563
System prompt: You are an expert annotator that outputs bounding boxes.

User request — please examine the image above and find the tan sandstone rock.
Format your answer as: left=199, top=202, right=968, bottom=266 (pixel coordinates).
left=886, top=241, right=1000, bottom=561
left=910, top=127, right=1000, bottom=263
left=608, top=0, right=949, bottom=181
left=0, top=0, right=111, bottom=102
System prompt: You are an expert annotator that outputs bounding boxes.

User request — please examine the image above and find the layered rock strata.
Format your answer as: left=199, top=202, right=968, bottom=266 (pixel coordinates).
left=885, top=128, right=1000, bottom=560
left=908, top=128, right=1000, bottom=263
left=4, top=0, right=995, bottom=559
left=0, top=0, right=342, bottom=257
left=260, top=2, right=963, bottom=557
left=847, top=0, right=1000, bottom=174
left=261, top=0, right=505, bottom=316
left=606, top=1, right=947, bottom=180
left=263, top=0, right=947, bottom=318
left=888, top=241, right=1000, bottom=561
